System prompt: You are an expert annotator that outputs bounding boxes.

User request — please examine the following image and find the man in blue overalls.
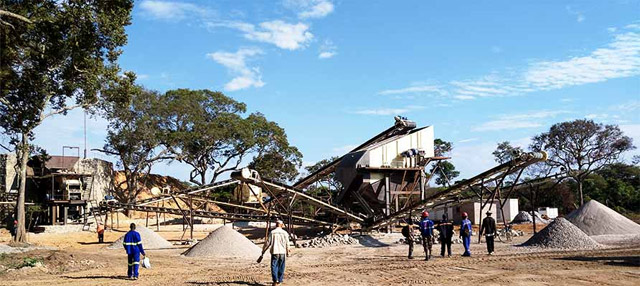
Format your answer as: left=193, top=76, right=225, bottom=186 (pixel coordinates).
left=123, top=223, right=145, bottom=280
left=460, top=212, right=472, bottom=257
left=418, top=211, right=435, bottom=261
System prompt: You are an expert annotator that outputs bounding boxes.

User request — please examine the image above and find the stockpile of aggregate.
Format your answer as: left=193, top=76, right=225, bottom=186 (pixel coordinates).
left=511, top=211, right=549, bottom=224
left=183, top=225, right=262, bottom=258
left=108, top=226, right=173, bottom=249
left=566, top=200, right=640, bottom=236
left=522, top=218, right=601, bottom=249
left=299, top=233, right=358, bottom=248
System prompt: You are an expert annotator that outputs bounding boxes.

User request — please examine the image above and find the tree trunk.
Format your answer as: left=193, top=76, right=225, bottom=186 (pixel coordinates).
left=15, top=134, right=29, bottom=243
left=578, top=180, right=584, bottom=206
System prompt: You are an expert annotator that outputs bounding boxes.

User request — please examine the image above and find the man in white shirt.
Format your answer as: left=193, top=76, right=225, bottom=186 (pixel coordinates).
left=258, top=220, right=290, bottom=286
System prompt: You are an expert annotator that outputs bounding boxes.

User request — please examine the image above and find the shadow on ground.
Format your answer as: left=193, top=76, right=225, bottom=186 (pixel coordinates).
left=63, top=275, right=129, bottom=280
left=555, top=256, right=640, bottom=267
left=357, top=235, right=390, bottom=247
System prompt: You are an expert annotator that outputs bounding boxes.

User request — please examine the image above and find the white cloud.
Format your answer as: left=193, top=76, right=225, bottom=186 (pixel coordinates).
left=458, top=138, right=479, bottom=143
left=318, top=39, right=337, bottom=59
left=215, top=20, right=313, bottom=51
left=137, top=74, right=150, bottom=80
left=139, top=0, right=206, bottom=21
left=319, top=52, right=336, bottom=59
left=354, top=108, right=411, bottom=116
left=378, top=85, right=446, bottom=96
left=453, top=95, right=475, bottom=100
left=611, top=100, right=640, bottom=112
left=491, top=46, right=503, bottom=53
left=566, top=6, right=585, bottom=23
left=585, top=113, right=609, bottom=120
left=285, top=0, right=334, bottom=19
left=382, top=23, right=640, bottom=101
left=473, top=110, right=570, bottom=131
left=207, top=48, right=265, bottom=91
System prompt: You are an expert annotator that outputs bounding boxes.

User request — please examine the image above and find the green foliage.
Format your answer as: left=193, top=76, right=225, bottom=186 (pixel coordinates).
left=430, top=139, right=459, bottom=186
left=492, top=141, right=524, bottom=164
left=530, top=119, right=635, bottom=205
left=582, top=163, right=640, bottom=213
left=20, top=257, right=42, bottom=268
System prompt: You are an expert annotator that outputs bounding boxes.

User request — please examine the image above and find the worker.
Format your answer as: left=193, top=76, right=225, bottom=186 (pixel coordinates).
left=97, top=223, right=105, bottom=243
left=123, top=223, right=145, bottom=280
left=418, top=211, right=435, bottom=261
left=460, top=212, right=472, bottom=257
left=437, top=213, right=453, bottom=257
left=258, top=220, right=290, bottom=286
left=401, top=218, right=417, bottom=259
left=480, top=210, right=497, bottom=255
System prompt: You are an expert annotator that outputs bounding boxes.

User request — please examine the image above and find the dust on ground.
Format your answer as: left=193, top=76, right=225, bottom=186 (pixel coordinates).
left=0, top=223, right=638, bottom=286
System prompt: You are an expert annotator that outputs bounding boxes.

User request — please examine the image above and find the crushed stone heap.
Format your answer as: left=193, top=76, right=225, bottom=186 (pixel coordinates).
left=299, top=233, right=358, bottom=248
left=108, top=226, right=173, bottom=250
left=183, top=225, right=262, bottom=259
left=511, top=211, right=549, bottom=224
left=566, top=200, right=640, bottom=236
left=522, top=218, right=601, bottom=249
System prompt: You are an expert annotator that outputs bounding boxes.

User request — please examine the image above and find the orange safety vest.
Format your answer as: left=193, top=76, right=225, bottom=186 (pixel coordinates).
left=97, top=224, right=105, bottom=234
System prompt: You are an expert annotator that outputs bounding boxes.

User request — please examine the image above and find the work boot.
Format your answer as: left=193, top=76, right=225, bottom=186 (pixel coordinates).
left=408, top=256, right=414, bottom=259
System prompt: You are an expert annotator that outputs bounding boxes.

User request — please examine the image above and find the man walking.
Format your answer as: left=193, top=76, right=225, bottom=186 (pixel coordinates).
left=460, top=212, right=472, bottom=257
left=259, top=220, right=290, bottom=286
left=123, top=223, right=145, bottom=280
left=418, top=211, right=435, bottom=261
left=480, top=210, right=497, bottom=255
left=97, top=223, right=105, bottom=243
left=437, top=214, right=453, bottom=257
left=401, top=218, right=417, bottom=259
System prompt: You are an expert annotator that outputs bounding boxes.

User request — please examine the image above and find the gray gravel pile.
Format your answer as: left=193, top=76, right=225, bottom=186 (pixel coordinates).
left=108, top=226, right=173, bottom=250
left=566, top=200, right=640, bottom=236
left=522, top=218, right=601, bottom=249
left=183, top=225, right=262, bottom=258
left=511, top=211, right=549, bottom=224
left=300, top=233, right=358, bottom=248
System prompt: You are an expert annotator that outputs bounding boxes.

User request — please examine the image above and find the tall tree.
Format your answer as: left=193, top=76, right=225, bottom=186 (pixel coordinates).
left=431, top=139, right=459, bottom=186
left=159, top=89, right=302, bottom=185
left=303, top=157, right=342, bottom=202
left=530, top=119, right=635, bottom=205
left=493, top=141, right=525, bottom=164
left=0, top=1, right=133, bottom=242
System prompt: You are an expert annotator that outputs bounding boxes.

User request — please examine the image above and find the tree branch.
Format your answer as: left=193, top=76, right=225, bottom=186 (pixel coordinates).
left=0, top=10, right=33, bottom=24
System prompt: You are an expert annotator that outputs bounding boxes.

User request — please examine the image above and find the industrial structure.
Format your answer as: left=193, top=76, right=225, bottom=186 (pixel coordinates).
left=90, top=117, right=546, bottom=240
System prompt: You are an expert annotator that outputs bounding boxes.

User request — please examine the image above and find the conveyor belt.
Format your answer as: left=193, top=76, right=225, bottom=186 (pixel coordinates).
left=364, top=151, right=547, bottom=230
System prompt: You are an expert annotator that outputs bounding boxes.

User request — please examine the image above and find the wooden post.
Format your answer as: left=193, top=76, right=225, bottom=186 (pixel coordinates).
left=116, top=210, right=119, bottom=229
left=63, top=206, right=68, bottom=225
left=145, top=211, right=149, bottom=227
left=110, top=211, right=114, bottom=230
left=189, top=197, right=194, bottom=240
left=384, top=174, right=391, bottom=233
left=156, top=202, right=160, bottom=232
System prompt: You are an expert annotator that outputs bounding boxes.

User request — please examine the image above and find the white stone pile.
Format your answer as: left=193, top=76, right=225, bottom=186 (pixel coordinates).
left=522, top=218, right=601, bottom=250
left=299, top=233, right=358, bottom=248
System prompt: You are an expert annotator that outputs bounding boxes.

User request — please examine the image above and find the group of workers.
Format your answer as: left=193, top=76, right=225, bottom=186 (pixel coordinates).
left=403, top=210, right=498, bottom=260
left=110, top=213, right=496, bottom=283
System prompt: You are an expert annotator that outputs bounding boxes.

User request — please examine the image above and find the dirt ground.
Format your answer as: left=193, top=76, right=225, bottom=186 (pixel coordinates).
left=0, top=224, right=639, bottom=286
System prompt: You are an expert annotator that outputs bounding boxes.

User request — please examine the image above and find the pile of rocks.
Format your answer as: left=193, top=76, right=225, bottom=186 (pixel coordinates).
left=522, top=218, right=601, bottom=249
left=566, top=200, right=640, bottom=236
left=299, top=234, right=358, bottom=248
left=108, top=226, right=173, bottom=250
left=511, top=211, right=549, bottom=224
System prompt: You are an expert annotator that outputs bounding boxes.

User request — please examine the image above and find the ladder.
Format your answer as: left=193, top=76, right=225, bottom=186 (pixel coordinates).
left=82, top=199, right=103, bottom=231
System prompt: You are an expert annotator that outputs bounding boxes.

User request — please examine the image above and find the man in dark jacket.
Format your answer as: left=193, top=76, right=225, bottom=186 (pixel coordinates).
left=402, top=218, right=417, bottom=259
left=437, top=214, right=453, bottom=257
left=123, top=223, right=146, bottom=280
left=480, top=210, right=497, bottom=255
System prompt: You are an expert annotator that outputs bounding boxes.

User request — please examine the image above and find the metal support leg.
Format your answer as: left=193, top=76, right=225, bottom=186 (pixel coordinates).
left=385, top=174, right=391, bottom=233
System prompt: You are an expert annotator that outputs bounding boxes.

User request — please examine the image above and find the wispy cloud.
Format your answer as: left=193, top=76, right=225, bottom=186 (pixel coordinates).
left=380, top=24, right=640, bottom=101
left=207, top=48, right=265, bottom=91
left=211, top=21, right=313, bottom=50
left=473, top=110, right=570, bottom=131
left=353, top=105, right=424, bottom=116
left=611, top=99, right=640, bottom=112
left=458, top=138, right=479, bottom=143
left=318, top=39, right=337, bottom=59
left=139, top=0, right=210, bottom=21
left=331, top=144, right=357, bottom=154
left=378, top=85, right=446, bottom=96
left=566, top=6, right=585, bottom=23
left=285, top=0, right=335, bottom=19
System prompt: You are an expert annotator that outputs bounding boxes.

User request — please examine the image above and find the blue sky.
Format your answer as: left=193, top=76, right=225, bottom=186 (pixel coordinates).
left=33, top=0, right=640, bottom=182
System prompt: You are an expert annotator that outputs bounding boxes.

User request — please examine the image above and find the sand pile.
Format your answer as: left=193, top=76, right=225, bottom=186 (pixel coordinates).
left=566, top=200, right=640, bottom=236
left=183, top=225, right=262, bottom=259
left=108, top=226, right=173, bottom=250
left=522, top=218, right=601, bottom=249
